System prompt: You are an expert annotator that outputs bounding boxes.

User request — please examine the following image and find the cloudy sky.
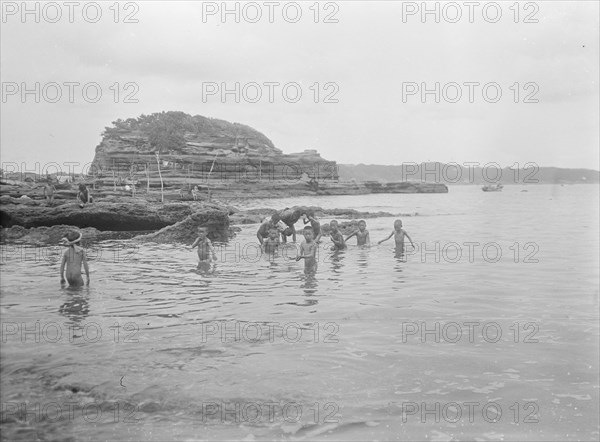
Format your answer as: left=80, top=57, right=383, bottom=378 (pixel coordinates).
left=1, top=1, right=598, bottom=171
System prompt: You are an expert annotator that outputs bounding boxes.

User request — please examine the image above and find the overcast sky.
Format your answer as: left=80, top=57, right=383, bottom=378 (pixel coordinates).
left=1, top=1, right=598, bottom=171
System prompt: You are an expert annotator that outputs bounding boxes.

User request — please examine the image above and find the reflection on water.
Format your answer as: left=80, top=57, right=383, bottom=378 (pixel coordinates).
left=394, top=249, right=407, bottom=262
left=195, top=261, right=216, bottom=275
left=1, top=185, right=598, bottom=441
left=356, top=247, right=369, bottom=271
left=300, top=274, right=319, bottom=299
left=328, top=250, right=345, bottom=280
left=58, top=289, right=90, bottom=324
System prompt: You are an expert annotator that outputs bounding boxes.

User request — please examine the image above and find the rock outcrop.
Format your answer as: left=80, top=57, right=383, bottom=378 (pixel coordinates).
left=134, top=210, right=231, bottom=244
left=363, top=181, right=447, bottom=193
left=0, top=195, right=231, bottom=232
left=0, top=225, right=101, bottom=245
left=89, top=112, right=339, bottom=186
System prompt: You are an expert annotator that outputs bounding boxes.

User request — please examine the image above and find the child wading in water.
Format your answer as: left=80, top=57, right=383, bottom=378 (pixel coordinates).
left=345, top=220, right=370, bottom=246
left=262, top=228, right=281, bottom=255
left=60, top=230, right=90, bottom=287
left=329, top=220, right=346, bottom=251
left=295, top=226, right=318, bottom=274
left=190, top=227, right=217, bottom=266
left=378, top=219, right=414, bottom=255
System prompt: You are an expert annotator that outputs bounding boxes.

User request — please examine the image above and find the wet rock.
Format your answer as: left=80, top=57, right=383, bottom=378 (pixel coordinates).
left=134, top=209, right=231, bottom=244
left=230, top=206, right=409, bottom=225
left=0, top=196, right=229, bottom=231
left=0, top=225, right=101, bottom=245
left=363, top=181, right=448, bottom=193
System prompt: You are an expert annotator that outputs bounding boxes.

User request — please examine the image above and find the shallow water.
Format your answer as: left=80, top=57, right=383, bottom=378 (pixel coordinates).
left=1, top=184, right=598, bottom=441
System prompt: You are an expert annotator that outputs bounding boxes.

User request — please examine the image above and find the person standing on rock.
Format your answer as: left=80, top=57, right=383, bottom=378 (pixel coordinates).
left=43, top=179, right=57, bottom=206
left=77, top=183, right=93, bottom=208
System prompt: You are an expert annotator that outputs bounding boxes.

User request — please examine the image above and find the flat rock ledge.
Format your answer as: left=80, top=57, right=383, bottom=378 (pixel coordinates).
left=0, top=195, right=231, bottom=230
left=0, top=195, right=233, bottom=244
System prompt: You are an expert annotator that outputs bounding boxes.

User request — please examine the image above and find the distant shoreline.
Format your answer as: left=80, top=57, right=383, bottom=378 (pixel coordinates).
left=338, top=163, right=599, bottom=185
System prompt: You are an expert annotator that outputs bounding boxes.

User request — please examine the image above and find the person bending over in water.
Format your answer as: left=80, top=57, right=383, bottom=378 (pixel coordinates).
left=329, top=220, right=346, bottom=251
left=378, top=219, right=414, bottom=254
left=59, top=230, right=90, bottom=287
left=301, top=211, right=322, bottom=243
left=262, top=228, right=281, bottom=255
left=190, top=227, right=217, bottom=265
left=345, top=219, right=370, bottom=246
left=257, top=213, right=281, bottom=245
left=77, top=183, right=93, bottom=208
left=279, top=207, right=308, bottom=243
left=295, top=226, right=318, bottom=274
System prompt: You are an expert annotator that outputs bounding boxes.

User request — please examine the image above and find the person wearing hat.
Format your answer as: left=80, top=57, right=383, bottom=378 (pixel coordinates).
left=59, top=230, right=90, bottom=286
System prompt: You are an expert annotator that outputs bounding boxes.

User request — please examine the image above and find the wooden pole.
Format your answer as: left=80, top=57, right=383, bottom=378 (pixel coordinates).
left=206, top=152, right=219, bottom=202
left=146, top=164, right=150, bottom=193
left=155, top=152, right=164, bottom=203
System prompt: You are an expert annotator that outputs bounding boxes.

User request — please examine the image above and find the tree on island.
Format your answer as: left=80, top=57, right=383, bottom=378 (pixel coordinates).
left=102, top=111, right=190, bottom=202
left=142, top=112, right=188, bottom=202
left=99, top=111, right=282, bottom=201
left=143, top=111, right=187, bottom=153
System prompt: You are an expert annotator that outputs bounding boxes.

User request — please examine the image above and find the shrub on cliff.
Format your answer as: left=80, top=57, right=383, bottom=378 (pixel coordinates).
left=101, top=111, right=277, bottom=153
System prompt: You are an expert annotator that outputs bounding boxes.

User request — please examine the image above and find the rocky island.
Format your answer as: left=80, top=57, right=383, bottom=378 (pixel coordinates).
left=0, top=111, right=446, bottom=244
left=87, top=111, right=447, bottom=198
left=89, top=111, right=340, bottom=193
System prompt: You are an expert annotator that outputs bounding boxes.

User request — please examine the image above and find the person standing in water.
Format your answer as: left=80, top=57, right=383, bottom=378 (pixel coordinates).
left=345, top=220, right=370, bottom=246
left=329, top=220, right=346, bottom=251
left=295, top=226, right=318, bottom=275
left=262, top=228, right=281, bottom=255
left=190, top=227, right=217, bottom=265
left=378, top=219, right=414, bottom=255
left=59, top=230, right=90, bottom=287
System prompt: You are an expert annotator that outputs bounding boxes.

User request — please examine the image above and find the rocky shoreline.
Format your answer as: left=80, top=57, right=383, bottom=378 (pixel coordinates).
left=0, top=180, right=421, bottom=245
left=1, top=178, right=447, bottom=201
left=0, top=194, right=232, bottom=244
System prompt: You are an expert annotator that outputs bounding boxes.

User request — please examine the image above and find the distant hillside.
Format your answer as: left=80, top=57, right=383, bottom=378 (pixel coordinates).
left=338, top=163, right=599, bottom=185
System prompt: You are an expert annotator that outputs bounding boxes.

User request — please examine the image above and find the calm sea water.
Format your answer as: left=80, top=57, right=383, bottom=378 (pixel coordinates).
left=1, top=184, right=598, bottom=441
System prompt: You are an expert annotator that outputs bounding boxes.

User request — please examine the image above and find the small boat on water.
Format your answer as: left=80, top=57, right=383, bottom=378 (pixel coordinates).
left=482, top=183, right=503, bottom=192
